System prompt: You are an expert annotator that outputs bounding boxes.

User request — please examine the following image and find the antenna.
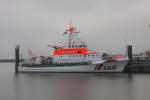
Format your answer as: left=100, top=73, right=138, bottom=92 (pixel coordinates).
left=123, top=35, right=127, bottom=56
left=69, top=18, right=72, bottom=32
left=68, top=18, right=73, bottom=47
left=64, top=18, right=80, bottom=47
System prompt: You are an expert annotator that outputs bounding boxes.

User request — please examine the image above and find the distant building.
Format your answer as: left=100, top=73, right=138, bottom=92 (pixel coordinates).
left=133, top=51, right=150, bottom=60
left=144, top=51, right=150, bottom=57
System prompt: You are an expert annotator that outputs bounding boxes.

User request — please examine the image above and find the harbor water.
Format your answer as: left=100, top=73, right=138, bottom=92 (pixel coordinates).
left=0, top=63, right=150, bottom=100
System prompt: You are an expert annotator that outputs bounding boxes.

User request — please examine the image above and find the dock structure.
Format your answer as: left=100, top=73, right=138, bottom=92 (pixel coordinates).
left=130, top=60, right=150, bottom=73
left=124, top=45, right=150, bottom=73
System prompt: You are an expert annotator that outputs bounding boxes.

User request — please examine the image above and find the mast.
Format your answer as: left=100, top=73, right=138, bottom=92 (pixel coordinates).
left=69, top=18, right=73, bottom=47
left=63, top=19, right=81, bottom=48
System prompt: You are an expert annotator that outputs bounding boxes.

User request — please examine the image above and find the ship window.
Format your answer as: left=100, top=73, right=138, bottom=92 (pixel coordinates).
left=84, top=55, right=87, bottom=57
left=88, top=55, right=90, bottom=57
left=96, top=55, right=98, bottom=56
left=73, top=55, right=75, bottom=57
left=61, top=56, right=63, bottom=58
left=76, top=45, right=78, bottom=48
left=69, top=45, right=71, bottom=48
left=92, top=54, right=95, bottom=58
left=69, top=55, right=71, bottom=57
left=79, top=45, right=82, bottom=48
left=79, top=55, right=82, bottom=57
left=76, top=55, right=78, bottom=57
left=72, top=45, right=74, bottom=48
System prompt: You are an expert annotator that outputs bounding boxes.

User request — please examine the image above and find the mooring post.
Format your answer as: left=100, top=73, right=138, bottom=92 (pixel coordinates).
left=127, top=45, right=132, bottom=61
left=15, top=45, right=19, bottom=73
left=127, top=45, right=133, bottom=73
left=123, top=45, right=133, bottom=73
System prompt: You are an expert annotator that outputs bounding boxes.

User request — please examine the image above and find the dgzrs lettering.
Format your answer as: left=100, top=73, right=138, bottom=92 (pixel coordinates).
left=103, top=65, right=116, bottom=70
left=95, top=64, right=116, bottom=70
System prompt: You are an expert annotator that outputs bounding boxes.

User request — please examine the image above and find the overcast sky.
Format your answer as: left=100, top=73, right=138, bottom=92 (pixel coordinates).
left=0, top=0, right=150, bottom=58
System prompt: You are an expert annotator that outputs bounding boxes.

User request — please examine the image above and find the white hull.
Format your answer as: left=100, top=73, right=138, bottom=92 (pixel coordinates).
left=19, top=60, right=128, bottom=73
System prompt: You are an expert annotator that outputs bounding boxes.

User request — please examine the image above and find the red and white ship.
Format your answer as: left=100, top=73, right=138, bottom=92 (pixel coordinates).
left=20, top=20, right=128, bottom=72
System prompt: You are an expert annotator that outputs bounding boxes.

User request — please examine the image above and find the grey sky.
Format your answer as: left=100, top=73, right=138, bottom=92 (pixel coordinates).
left=0, top=0, right=150, bottom=58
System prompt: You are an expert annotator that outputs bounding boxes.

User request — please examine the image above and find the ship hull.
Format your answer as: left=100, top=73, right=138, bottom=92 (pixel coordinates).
left=19, top=60, right=128, bottom=72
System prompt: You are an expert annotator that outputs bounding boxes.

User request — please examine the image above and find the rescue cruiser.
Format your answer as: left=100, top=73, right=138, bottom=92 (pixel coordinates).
left=20, top=20, right=128, bottom=72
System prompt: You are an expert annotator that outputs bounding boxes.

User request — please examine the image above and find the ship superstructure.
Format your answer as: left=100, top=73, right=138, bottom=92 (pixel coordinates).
left=49, top=20, right=102, bottom=64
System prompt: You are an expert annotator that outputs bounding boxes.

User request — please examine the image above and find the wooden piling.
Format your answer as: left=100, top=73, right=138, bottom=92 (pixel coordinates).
left=128, top=45, right=132, bottom=72
left=127, top=45, right=132, bottom=61
left=124, top=45, right=132, bottom=73
left=15, top=45, right=19, bottom=73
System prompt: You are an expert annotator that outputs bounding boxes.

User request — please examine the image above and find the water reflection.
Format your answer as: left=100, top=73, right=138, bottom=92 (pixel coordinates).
left=12, top=73, right=135, bottom=100
left=0, top=63, right=150, bottom=100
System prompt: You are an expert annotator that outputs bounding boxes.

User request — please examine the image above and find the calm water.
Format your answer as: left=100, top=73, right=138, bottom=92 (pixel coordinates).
left=0, top=63, right=150, bottom=100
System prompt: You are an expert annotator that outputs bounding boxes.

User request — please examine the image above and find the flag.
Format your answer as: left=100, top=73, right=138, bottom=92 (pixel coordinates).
left=66, top=26, right=76, bottom=33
